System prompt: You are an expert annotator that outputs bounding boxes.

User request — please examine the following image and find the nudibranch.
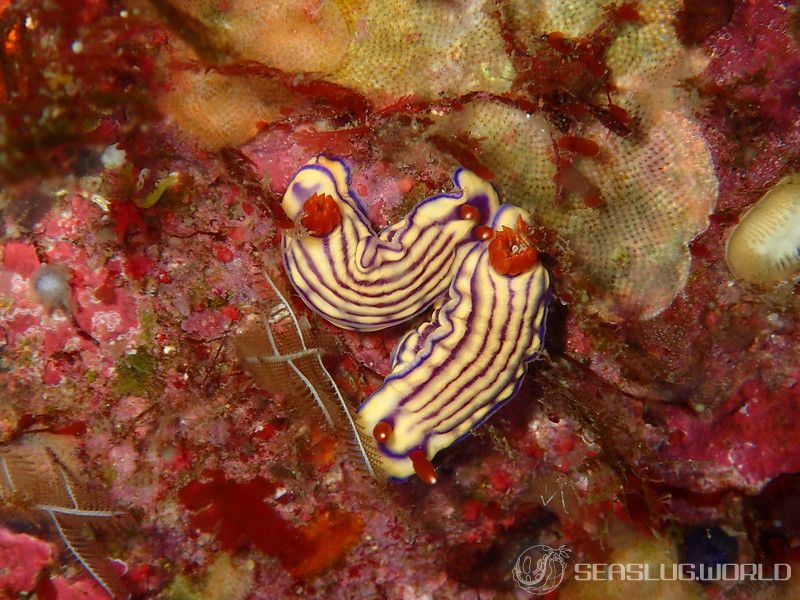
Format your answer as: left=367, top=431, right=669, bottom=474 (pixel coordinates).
left=726, top=174, right=800, bottom=284
left=281, top=155, right=500, bottom=331
left=356, top=205, right=551, bottom=482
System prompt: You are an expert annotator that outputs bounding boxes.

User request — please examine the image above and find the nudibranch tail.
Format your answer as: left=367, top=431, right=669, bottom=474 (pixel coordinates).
left=356, top=205, right=551, bottom=482
left=235, top=271, right=381, bottom=480
left=281, top=155, right=501, bottom=331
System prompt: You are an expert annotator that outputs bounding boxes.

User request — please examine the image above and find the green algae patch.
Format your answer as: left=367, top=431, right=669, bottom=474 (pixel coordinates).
left=163, top=554, right=254, bottom=600
left=112, top=347, right=160, bottom=396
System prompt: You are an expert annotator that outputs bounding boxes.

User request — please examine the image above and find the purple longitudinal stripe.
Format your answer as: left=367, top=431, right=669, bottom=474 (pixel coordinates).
left=403, top=257, right=503, bottom=435
left=307, top=159, right=467, bottom=269
left=416, top=206, right=548, bottom=431
left=285, top=243, right=453, bottom=330
left=408, top=257, right=509, bottom=430
left=334, top=206, right=461, bottom=290
left=325, top=219, right=459, bottom=297
left=285, top=162, right=501, bottom=328
left=292, top=223, right=459, bottom=315
left=372, top=263, right=469, bottom=391
left=385, top=264, right=471, bottom=381
left=306, top=236, right=454, bottom=314
left=293, top=213, right=447, bottom=299
left=393, top=317, right=439, bottom=367
left=433, top=272, right=546, bottom=436
left=393, top=245, right=482, bottom=408
left=401, top=263, right=540, bottom=436
left=358, top=194, right=465, bottom=270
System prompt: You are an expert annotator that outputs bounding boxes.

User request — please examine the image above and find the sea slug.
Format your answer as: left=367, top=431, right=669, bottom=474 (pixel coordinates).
left=356, top=205, right=551, bottom=482
left=282, top=155, right=500, bottom=331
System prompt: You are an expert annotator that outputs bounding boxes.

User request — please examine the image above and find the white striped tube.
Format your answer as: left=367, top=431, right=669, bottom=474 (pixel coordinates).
left=281, top=155, right=500, bottom=331
left=357, top=205, right=551, bottom=481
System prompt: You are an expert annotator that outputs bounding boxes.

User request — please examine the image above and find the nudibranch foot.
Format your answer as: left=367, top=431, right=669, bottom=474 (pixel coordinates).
left=282, top=155, right=501, bottom=331
left=356, top=205, right=551, bottom=482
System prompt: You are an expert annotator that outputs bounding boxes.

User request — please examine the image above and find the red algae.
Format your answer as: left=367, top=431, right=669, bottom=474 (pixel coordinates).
left=179, top=470, right=363, bottom=579
left=557, top=135, right=600, bottom=157
left=427, top=134, right=496, bottom=180
left=676, top=0, right=734, bottom=46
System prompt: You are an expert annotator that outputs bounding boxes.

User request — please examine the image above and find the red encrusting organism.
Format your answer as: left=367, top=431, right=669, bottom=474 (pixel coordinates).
left=179, top=470, right=364, bottom=578
left=557, top=135, right=600, bottom=157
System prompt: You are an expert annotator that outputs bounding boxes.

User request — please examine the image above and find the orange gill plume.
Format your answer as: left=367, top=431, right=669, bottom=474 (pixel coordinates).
left=233, top=270, right=381, bottom=480
left=0, top=434, right=130, bottom=598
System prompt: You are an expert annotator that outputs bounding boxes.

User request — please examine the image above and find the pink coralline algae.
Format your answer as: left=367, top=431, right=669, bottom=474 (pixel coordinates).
left=1, top=0, right=800, bottom=599
left=663, top=380, right=800, bottom=492
left=0, top=527, right=53, bottom=594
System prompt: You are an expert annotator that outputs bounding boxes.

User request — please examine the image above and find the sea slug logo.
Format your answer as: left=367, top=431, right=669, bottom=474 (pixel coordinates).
left=512, top=544, right=571, bottom=595
left=512, top=543, right=792, bottom=594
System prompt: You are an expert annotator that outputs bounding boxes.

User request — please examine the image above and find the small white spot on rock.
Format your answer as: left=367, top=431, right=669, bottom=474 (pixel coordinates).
left=101, top=143, right=126, bottom=170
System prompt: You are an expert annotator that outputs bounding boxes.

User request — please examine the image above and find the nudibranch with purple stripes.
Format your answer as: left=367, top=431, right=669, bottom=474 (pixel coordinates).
left=281, top=155, right=500, bottom=331
left=357, top=205, right=550, bottom=482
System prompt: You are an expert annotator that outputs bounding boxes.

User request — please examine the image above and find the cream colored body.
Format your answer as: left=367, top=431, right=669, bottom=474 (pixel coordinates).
left=357, top=206, right=550, bottom=480
left=282, top=156, right=500, bottom=330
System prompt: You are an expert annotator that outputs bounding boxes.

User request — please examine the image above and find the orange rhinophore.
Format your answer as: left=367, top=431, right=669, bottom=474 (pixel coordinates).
left=488, top=217, right=539, bottom=276
left=408, top=449, right=437, bottom=485
left=300, top=193, right=342, bottom=236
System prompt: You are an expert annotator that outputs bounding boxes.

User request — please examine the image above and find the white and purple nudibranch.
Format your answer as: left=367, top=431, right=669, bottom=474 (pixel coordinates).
left=281, top=155, right=499, bottom=331
left=280, top=155, right=551, bottom=483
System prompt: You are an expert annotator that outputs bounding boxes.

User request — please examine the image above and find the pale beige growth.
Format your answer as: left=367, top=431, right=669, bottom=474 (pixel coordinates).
left=432, top=101, right=556, bottom=204
left=726, top=175, right=800, bottom=284
left=508, top=0, right=617, bottom=39
left=158, top=70, right=295, bottom=150
left=431, top=0, right=717, bottom=319
left=569, top=112, right=717, bottom=318
left=329, top=0, right=514, bottom=103
left=434, top=100, right=717, bottom=319
left=605, top=1, right=710, bottom=123
left=163, top=0, right=514, bottom=102
left=169, top=0, right=353, bottom=74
